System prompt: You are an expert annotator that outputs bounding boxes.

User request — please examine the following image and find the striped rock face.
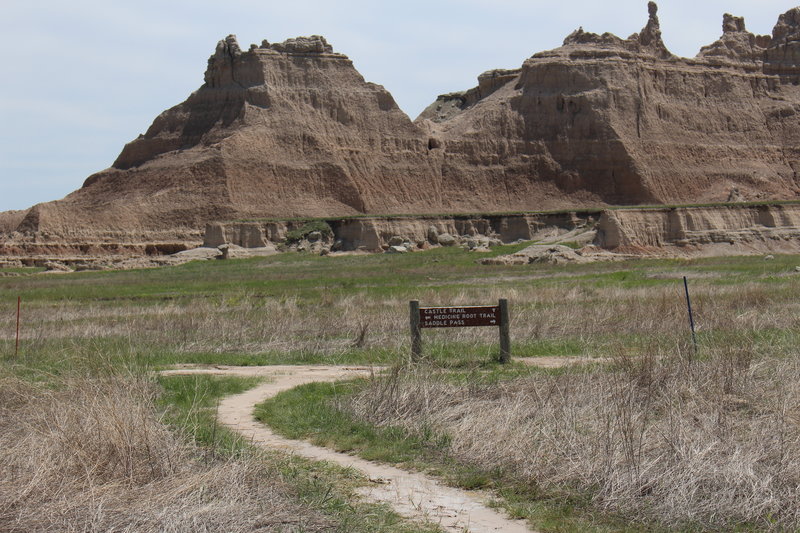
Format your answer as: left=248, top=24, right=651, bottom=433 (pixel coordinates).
left=4, top=4, right=800, bottom=256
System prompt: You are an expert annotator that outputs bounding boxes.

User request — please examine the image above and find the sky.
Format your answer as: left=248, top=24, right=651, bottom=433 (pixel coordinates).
left=1, top=0, right=798, bottom=212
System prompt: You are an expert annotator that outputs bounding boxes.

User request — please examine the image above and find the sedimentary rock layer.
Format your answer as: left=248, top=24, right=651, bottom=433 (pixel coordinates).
left=4, top=4, right=800, bottom=253
left=205, top=202, right=800, bottom=257
left=595, top=203, right=800, bottom=254
left=7, top=35, right=435, bottom=248
left=203, top=212, right=595, bottom=252
left=419, top=3, right=800, bottom=208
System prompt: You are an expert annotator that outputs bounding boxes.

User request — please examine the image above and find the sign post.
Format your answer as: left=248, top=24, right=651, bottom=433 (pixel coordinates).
left=410, top=300, right=422, bottom=360
left=683, top=276, right=697, bottom=355
left=410, top=300, right=511, bottom=363
left=499, top=298, right=510, bottom=363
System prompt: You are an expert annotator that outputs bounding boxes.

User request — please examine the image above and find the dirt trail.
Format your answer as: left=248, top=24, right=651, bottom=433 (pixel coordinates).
left=162, top=364, right=535, bottom=532
left=517, top=356, right=610, bottom=368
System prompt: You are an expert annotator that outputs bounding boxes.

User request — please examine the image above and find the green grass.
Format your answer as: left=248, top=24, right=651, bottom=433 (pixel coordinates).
left=4, top=245, right=799, bottom=373
left=157, top=374, right=262, bottom=450
left=0, top=266, right=46, bottom=275
left=156, top=373, right=441, bottom=532
left=4, top=244, right=800, bottom=530
left=0, top=243, right=533, bottom=303
left=255, top=380, right=439, bottom=463
left=254, top=376, right=664, bottom=533
left=3, top=244, right=795, bottom=306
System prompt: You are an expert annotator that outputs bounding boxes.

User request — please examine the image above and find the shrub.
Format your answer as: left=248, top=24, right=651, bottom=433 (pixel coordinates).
left=284, top=220, right=333, bottom=244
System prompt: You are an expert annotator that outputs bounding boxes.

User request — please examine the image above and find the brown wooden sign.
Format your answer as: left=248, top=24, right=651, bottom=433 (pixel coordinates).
left=409, top=299, right=511, bottom=363
left=419, top=306, right=501, bottom=329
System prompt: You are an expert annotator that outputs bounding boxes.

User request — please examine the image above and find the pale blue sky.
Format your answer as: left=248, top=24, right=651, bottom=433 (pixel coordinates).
left=1, top=0, right=797, bottom=212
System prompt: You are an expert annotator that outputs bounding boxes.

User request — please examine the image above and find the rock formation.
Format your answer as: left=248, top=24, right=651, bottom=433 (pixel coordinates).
left=4, top=3, right=800, bottom=256
left=207, top=202, right=800, bottom=259
left=204, top=212, right=592, bottom=252
left=698, top=13, right=771, bottom=63
left=595, top=204, right=800, bottom=255
left=419, top=3, right=800, bottom=209
left=5, top=34, right=437, bottom=251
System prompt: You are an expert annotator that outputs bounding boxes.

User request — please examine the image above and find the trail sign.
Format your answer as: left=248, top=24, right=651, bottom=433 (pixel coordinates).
left=419, top=306, right=501, bottom=328
left=409, top=299, right=511, bottom=363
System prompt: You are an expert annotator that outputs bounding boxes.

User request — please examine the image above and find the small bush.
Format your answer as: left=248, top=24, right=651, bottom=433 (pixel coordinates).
left=285, top=220, right=333, bottom=244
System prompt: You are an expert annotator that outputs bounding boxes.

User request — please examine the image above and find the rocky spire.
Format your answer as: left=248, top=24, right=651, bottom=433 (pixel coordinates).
left=204, top=35, right=243, bottom=87
left=722, top=13, right=746, bottom=34
left=635, top=2, right=672, bottom=57
left=765, top=7, right=800, bottom=83
left=697, top=13, right=768, bottom=63
left=560, top=1, right=672, bottom=55
left=770, top=7, right=800, bottom=46
left=638, top=2, right=661, bottom=47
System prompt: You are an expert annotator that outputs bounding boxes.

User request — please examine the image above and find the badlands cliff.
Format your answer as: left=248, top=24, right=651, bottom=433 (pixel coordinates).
left=4, top=3, right=800, bottom=255
left=418, top=3, right=800, bottom=206
left=204, top=202, right=800, bottom=259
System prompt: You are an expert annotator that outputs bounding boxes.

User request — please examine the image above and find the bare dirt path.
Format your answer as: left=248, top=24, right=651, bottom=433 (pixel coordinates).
left=161, top=364, right=535, bottom=532
left=517, top=356, right=610, bottom=368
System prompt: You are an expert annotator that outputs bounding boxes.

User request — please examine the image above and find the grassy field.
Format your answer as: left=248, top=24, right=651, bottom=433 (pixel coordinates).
left=4, top=245, right=799, bottom=370
left=2, top=244, right=800, bottom=531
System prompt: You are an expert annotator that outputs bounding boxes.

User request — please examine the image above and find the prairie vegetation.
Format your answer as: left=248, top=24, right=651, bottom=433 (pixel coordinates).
left=2, top=246, right=800, bottom=530
left=3, top=249, right=799, bottom=367
left=0, top=374, right=334, bottom=532
left=343, top=349, right=800, bottom=530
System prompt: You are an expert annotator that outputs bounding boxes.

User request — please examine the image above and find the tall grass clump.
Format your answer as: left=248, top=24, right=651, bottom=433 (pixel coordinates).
left=344, top=347, right=800, bottom=530
left=0, top=373, right=332, bottom=532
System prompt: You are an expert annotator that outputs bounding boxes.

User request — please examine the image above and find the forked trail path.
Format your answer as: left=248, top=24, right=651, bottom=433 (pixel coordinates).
left=162, top=364, right=538, bottom=533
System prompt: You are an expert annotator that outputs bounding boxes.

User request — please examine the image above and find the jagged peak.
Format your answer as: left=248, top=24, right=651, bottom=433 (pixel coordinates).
left=203, top=34, right=341, bottom=88
left=764, top=7, right=800, bottom=82
left=628, top=1, right=673, bottom=57
left=560, top=2, right=672, bottom=58
left=204, top=35, right=244, bottom=87
left=771, top=7, right=800, bottom=46
left=697, top=12, right=769, bottom=63
left=722, top=13, right=747, bottom=34
left=563, top=27, right=625, bottom=47
left=217, top=35, right=242, bottom=58
left=215, top=34, right=336, bottom=56
left=637, top=1, right=662, bottom=47
left=263, top=35, right=334, bottom=54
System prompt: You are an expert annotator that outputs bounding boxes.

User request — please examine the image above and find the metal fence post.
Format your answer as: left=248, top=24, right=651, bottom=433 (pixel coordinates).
left=15, top=296, right=21, bottom=358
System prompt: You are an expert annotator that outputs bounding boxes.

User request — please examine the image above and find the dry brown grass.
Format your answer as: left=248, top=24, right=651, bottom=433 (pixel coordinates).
left=346, top=347, right=800, bottom=530
left=5, top=278, right=800, bottom=361
left=0, top=373, right=331, bottom=532
left=3, top=255, right=800, bottom=529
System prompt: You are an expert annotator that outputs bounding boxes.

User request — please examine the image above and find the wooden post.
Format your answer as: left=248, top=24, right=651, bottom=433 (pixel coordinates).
left=683, top=276, right=697, bottom=355
left=499, top=298, right=511, bottom=363
left=15, top=296, right=20, bottom=358
left=409, top=300, right=422, bottom=361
